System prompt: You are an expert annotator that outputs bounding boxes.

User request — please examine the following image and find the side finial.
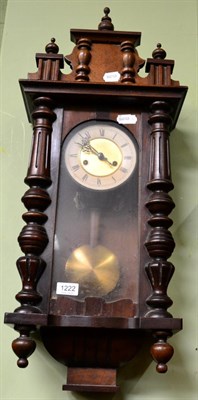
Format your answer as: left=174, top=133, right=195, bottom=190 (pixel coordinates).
left=152, top=43, right=167, bottom=59
left=45, top=38, right=59, bottom=54
left=98, top=7, right=114, bottom=31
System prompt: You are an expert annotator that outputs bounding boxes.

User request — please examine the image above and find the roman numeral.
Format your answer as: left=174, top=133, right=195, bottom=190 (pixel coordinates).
left=69, top=153, right=78, bottom=157
left=79, top=130, right=91, bottom=140
left=112, top=133, right=117, bottom=140
left=72, top=164, right=80, bottom=172
left=97, top=178, right=101, bottom=186
left=82, top=174, right=88, bottom=182
left=120, top=167, right=128, bottom=173
left=99, top=128, right=105, bottom=136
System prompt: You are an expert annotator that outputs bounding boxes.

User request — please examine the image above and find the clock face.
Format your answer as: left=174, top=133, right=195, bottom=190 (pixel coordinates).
left=65, top=120, right=137, bottom=190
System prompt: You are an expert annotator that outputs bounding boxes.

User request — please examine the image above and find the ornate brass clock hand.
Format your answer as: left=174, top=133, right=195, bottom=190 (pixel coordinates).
left=66, top=121, right=136, bottom=190
left=82, top=141, right=117, bottom=167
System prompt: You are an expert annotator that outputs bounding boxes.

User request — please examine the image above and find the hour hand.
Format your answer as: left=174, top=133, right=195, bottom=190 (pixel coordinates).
left=82, top=142, right=117, bottom=167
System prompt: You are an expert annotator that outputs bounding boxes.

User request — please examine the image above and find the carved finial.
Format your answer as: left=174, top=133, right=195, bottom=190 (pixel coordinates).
left=152, top=43, right=167, bottom=59
left=98, top=7, right=114, bottom=31
left=45, top=38, right=59, bottom=54
left=150, top=331, right=174, bottom=373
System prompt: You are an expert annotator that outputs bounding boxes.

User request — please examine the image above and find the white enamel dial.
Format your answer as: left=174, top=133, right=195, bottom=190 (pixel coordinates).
left=65, top=120, right=137, bottom=190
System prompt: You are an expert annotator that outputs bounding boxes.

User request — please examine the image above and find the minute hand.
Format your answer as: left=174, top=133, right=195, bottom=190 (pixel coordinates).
left=83, top=142, right=116, bottom=166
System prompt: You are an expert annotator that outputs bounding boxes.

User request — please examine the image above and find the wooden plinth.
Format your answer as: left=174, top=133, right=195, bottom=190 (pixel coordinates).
left=63, top=367, right=119, bottom=393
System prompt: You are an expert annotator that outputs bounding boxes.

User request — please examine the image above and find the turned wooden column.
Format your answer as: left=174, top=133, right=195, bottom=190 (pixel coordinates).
left=75, top=38, right=92, bottom=81
left=12, top=97, right=56, bottom=367
left=120, top=41, right=136, bottom=83
left=145, top=100, right=175, bottom=318
left=145, top=100, right=175, bottom=373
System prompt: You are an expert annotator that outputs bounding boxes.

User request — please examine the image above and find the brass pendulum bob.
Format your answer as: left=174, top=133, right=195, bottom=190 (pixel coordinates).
left=65, top=209, right=120, bottom=297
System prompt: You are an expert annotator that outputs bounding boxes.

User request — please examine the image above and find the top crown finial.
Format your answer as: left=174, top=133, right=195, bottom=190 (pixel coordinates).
left=98, top=7, right=114, bottom=31
left=152, top=43, right=167, bottom=59
left=45, top=38, right=59, bottom=54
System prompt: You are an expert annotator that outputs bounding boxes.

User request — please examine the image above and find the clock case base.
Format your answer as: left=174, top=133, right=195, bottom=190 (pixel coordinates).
left=5, top=310, right=182, bottom=392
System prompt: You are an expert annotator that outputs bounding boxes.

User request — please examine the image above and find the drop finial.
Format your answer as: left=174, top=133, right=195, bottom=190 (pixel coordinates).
left=152, top=43, right=166, bottom=59
left=98, top=7, right=114, bottom=31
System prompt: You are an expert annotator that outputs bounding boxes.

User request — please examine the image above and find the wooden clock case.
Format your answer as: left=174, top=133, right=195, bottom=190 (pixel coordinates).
left=4, top=8, right=187, bottom=393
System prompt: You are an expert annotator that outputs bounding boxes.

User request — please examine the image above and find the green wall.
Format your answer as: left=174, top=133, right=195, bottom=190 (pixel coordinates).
left=1, top=0, right=197, bottom=399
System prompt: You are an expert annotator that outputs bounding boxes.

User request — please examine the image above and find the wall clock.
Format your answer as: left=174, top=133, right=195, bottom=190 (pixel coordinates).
left=4, top=7, right=187, bottom=393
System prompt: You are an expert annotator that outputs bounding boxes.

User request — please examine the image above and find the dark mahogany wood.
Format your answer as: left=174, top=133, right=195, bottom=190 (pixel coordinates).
left=63, top=367, right=119, bottom=392
left=75, top=38, right=92, bottom=81
left=145, top=100, right=175, bottom=318
left=120, top=40, right=136, bottom=83
left=4, top=7, right=187, bottom=393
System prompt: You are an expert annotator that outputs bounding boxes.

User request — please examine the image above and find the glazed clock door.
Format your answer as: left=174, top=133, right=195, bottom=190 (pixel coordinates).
left=50, top=118, right=139, bottom=315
